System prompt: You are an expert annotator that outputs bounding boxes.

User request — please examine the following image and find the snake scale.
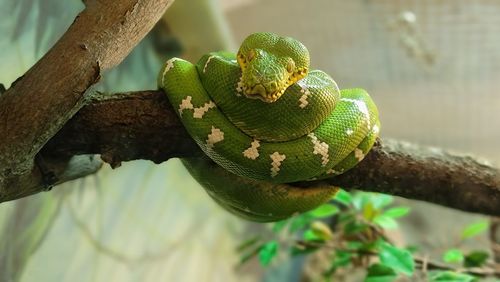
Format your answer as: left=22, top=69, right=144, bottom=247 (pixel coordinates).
left=159, top=32, right=380, bottom=222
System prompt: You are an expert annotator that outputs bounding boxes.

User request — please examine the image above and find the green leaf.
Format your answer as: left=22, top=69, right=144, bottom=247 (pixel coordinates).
left=344, top=220, right=369, bottom=235
left=289, top=214, right=313, bottom=232
left=373, top=215, right=399, bottom=229
left=258, top=241, right=278, bottom=266
left=333, top=189, right=352, bottom=206
left=461, top=220, right=489, bottom=239
left=353, top=193, right=394, bottom=211
left=345, top=241, right=379, bottom=254
left=332, top=250, right=353, bottom=268
left=429, top=271, right=477, bottom=282
left=338, top=211, right=356, bottom=224
left=308, top=204, right=339, bottom=218
left=236, top=236, right=261, bottom=253
left=346, top=241, right=365, bottom=250
left=352, top=192, right=368, bottom=210
left=363, top=202, right=378, bottom=221
left=303, top=222, right=333, bottom=242
left=364, top=263, right=397, bottom=282
left=370, top=193, right=394, bottom=209
left=310, top=221, right=333, bottom=241
left=442, top=249, right=464, bottom=263
left=382, top=207, right=410, bottom=218
left=303, top=229, right=322, bottom=241
left=324, top=250, right=353, bottom=276
left=463, top=251, right=489, bottom=267
left=378, top=241, right=414, bottom=276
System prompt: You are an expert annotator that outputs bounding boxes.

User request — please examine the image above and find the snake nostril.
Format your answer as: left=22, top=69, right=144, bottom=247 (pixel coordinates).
left=254, top=84, right=266, bottom=96
left=270, top=81, right=277, bottom=91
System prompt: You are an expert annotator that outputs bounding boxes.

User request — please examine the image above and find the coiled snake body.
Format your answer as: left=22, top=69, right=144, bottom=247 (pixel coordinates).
left=159, top=33, right=380, bottom=222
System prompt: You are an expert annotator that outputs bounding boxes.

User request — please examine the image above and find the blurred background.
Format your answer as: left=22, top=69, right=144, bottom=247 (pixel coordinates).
left=0, top=0, right=498, bottom=281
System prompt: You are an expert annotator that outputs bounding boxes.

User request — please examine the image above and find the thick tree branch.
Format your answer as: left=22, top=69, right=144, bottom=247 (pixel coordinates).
left=314, top=139, right=500, bottom=216
left=26, top=90, right=498, bottom=216
left=0, top=155, right=103, bottom=202
left=0, top=0, right=174, bottom=182
left=44, top=91, right=201, bottom=165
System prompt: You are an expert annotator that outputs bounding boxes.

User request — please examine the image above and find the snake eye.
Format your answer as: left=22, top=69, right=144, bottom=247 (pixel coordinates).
left=237, top=51, right=245, bottom=61
left=247, top=49, right=256, bottom=61
left=286, top=59, right=295, bottom=73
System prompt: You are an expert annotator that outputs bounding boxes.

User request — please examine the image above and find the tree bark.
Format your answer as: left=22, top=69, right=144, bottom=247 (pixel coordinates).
left=0, top=0, right=174, bottom=198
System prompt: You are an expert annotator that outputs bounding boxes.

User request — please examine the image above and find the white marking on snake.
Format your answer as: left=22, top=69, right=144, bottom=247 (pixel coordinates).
left=243, top=139, right=260, bottom=160
left=372, top=124, right=380, bottom=134
left=160, top=58, right=180, bottom=85
left=206, top=126, right=224, bottom=149
left=346, top=128, right=353, bottom=136
left=203, top=55, right=215, bottom=73
left=178, top=96, right=194, bottom=116
left=270, top=152, right=286, bottom=177
left=163, top=58, right=178, bottom=72
left=298, top=83, right=311, bottom=108
left=354, top=148, right=365, bottom=161
left=235, top=76, right=244, bottom=96
left=341, top=98, right=371, bottom=126
left=326, top=168, right=339, bottom=175
left=308, top=133, right=329, bottom=166
left=193, top=101, right=216, bottom=119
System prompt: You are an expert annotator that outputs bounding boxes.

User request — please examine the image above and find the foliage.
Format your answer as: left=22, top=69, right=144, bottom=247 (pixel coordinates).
left=237, top=190, right=495, bottom=281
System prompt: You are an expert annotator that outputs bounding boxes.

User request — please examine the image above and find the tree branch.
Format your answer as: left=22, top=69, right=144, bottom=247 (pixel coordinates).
left=314, top=139, right=500, bottom=216
left=0, top=0, right=174, bottom=201
left=0, top=0, right=174, bottom=186
left=22, top=90, right=496, bottom=216
left=44, top=91, right=201, bottom=165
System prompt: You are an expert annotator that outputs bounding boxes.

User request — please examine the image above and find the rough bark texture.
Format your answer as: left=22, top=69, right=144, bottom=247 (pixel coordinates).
left=315, top=139, right=500, bottom=215
left=36, top=91, right=500, bottom=216
left=1, top=155, right=102, bottom=201
left=0, top=0, right=174, bottom=198
left=43, top=91, right=201, bottom=165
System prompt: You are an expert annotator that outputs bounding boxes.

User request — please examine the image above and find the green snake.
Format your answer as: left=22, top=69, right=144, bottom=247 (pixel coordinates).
left=158, top=32, right=380, bottom=222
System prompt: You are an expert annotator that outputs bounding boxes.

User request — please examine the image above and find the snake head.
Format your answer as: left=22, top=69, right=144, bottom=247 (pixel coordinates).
left=237, top=32, right=310, bottom=103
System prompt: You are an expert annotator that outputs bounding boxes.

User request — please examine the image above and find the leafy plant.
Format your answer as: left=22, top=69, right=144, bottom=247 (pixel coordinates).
left=438, top=219, right=493, bottom=278
left=236, top=190, right=497, bottom=281
left=236, top=190, right=415, bottom=280
left=428, top=271, right=477, bottom=282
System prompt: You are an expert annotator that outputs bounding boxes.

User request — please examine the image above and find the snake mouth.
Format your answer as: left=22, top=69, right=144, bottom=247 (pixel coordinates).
left=243, top=83, right=285, bottom=103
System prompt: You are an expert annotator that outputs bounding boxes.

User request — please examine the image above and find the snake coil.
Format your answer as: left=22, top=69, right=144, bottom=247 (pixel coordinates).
left=159, top=32, right=380, bottom=222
